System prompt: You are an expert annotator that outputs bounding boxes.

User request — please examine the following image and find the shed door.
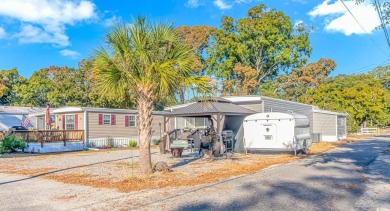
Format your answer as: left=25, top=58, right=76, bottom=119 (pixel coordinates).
left=257, top=124, right=278, bottom=148
left=244, top=122, right=278, bottom=149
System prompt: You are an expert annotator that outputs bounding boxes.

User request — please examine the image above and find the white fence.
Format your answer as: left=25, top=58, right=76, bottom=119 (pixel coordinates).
left=87, top=136, right=160, bottom=148
left=360, top=128, right=379, bottom=135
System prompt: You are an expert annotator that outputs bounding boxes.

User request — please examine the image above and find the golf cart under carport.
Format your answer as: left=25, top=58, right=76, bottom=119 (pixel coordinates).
left=162, top=98, right=255, bottom=157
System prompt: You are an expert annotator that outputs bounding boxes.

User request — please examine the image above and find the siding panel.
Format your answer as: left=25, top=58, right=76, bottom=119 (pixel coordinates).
left=57, top=113, right=84, bottom=130
left=312, top=112, right=337, bottom=136
left=262, top=97, right=312, bottom=117
left=337, top=116, right=347, bottom=139
left=87, top=112, right=164, bottom=139
left=236, top=102, right=263, bottom=113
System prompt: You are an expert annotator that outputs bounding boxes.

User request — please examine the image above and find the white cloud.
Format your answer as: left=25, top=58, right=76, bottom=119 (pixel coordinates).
left=213, top=0, right=232, bottom=10
left=308, top=0, right=380, bottom=36
left=185, top=0, right=201, bottom=8
left=103, top=15, right=122, bottom=27
left=60, top=49, right=80, bottom=58
left=0, top=0, right=97, bottom=46
left=16, top=24, right=69, bottom=46
left=0, top=26, right=5, bottom=38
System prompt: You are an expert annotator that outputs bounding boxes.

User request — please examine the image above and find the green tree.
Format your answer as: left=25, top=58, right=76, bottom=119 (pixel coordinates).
left=16, top=66, right=91, bottom=107
left=301, top=73, right=390, bottom=132
left=16, top=68, right=53, bottom=107
left=79, top=59, right=137, bottom=109
left=207, top=4, right=312, bottom=94
left=369, top=65, right=390, bottom=90
left=0, top=68, right=27, bottom=105
left=93, top=18, right=210, bottom=174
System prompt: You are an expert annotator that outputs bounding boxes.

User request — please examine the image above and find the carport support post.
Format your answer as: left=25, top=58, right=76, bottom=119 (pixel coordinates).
left=217, top=114, right=220, bottom=133
left=161, top=116, right=170, bottom=154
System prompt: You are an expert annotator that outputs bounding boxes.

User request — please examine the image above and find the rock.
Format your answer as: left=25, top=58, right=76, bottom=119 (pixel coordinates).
left=153, top=161, right=171, bottom=172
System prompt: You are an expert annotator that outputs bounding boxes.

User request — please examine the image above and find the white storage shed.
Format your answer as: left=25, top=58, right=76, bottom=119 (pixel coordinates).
left=243, top=112, right=312, bottom=153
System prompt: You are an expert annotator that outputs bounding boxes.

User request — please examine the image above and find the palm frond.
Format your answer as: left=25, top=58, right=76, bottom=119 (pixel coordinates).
left=93, top=17, right=211, bottom=104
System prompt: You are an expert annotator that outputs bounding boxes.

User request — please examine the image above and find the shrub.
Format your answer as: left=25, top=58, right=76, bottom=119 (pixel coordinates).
left=0, top=136, right=27, bottom=154
left=89, top=141, right=96, bottom=148
left=152, top=138, right=160, bottom=145
left=128, top=140, right=137, bottom=147
left=107, top=137, right=114, bottom=148
left=98, top=145, right=110, bottom=149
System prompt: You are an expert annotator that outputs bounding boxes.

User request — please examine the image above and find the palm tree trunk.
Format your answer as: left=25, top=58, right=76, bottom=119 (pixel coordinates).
left=137, top=86, right=154, bottom=174
left=179, top=87, right=185, bottom=104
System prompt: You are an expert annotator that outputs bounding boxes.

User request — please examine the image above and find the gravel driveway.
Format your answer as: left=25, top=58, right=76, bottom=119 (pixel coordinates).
left=1, top=137, right=389, bottom=210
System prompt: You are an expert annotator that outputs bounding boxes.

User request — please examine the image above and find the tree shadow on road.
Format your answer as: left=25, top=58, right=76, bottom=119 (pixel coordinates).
left=167, top=139, right=390, bottom=211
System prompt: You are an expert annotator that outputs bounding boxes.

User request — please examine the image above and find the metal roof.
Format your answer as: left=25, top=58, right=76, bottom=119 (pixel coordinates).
left=0, top=114, right=36, bottom=131
left=223, top=95, right=348, bottom=116
left=29, top=106, right=167, bottom=116
left=0, top=106, right=46, bottom=115
left=313, top=108, right=348, bottom=116
left=164, top=102, right=195, bottom=111
left=165, top=101, right=256, bottom=117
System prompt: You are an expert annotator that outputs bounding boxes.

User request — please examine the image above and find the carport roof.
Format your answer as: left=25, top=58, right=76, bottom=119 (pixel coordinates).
left=164, top=98, right=256, bottom=117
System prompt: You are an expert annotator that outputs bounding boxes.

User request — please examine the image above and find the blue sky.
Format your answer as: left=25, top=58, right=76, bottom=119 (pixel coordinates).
left=0, top=0, right=389, bottom=78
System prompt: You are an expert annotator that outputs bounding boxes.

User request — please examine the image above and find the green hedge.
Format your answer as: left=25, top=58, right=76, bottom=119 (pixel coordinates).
left=0, top=136, right=27, bottom=154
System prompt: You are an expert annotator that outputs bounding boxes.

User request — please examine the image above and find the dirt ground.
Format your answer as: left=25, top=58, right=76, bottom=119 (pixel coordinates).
left=0, top=135, right=369, bottom=193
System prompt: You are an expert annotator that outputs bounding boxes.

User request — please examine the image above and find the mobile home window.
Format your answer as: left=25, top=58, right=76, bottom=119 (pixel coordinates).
left=65, top=115, right=75, bottom=130
left=103, top=114, right=111, bottom=125
left=50, top=115, right=56, bottom=123
left=129, top=115, right=136, bottom=127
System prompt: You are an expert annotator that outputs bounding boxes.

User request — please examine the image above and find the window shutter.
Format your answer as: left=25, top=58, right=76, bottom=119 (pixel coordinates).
left=75, top=114, right=78, bottom=130
left=62, top=115, right=65, bottom=130
left=111, top=114, right=116, bottom=125
left=99, top=114, right=103, bottom=125
left=125, top=116, right=129, bottom=127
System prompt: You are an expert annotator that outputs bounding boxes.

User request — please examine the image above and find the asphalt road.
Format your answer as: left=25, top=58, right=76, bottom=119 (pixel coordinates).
left=145, top=137, right=390, bottom=211
left=0, top=136, right=389, bottom=210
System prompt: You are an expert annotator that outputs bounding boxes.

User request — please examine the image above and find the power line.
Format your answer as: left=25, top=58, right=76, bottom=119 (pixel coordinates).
left=340, top=0, right=388, bottom=56
left=373, top=0, right=390, bottom=48
left=336, top=58, right=390, bottom=75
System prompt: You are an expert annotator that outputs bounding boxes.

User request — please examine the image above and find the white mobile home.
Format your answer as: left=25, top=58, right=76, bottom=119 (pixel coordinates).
left=0, top=106, right=44, bottom=131
left=31, top=107, right=166, bottom=147
left=243, top=112, right=312, bottom=153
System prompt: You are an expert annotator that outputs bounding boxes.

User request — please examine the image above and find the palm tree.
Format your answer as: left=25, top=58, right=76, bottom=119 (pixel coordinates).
left=93, top=17, right=210, bottom=174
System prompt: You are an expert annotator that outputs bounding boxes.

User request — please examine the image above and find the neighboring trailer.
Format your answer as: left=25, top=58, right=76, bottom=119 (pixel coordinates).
left=224, top=96, right=348, bottom=142
left=243, top=112, right=312, bottom=154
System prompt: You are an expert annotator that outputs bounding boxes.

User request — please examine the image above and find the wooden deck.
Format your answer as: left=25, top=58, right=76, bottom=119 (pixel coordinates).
left=12, top=130, right=85, bottom=147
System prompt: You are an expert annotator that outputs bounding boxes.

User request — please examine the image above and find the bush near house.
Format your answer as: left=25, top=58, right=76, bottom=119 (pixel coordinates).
left=152, top=138, right=159, bottom=145
left=0, top=135, right=27, bottom=154
left=107, top=137, right=114, bottom=148
left=128, top=140, right=137, bottom=147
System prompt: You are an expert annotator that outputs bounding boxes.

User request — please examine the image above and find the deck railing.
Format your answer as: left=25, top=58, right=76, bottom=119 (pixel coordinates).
left=12, top=130, right=84, bottom=147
